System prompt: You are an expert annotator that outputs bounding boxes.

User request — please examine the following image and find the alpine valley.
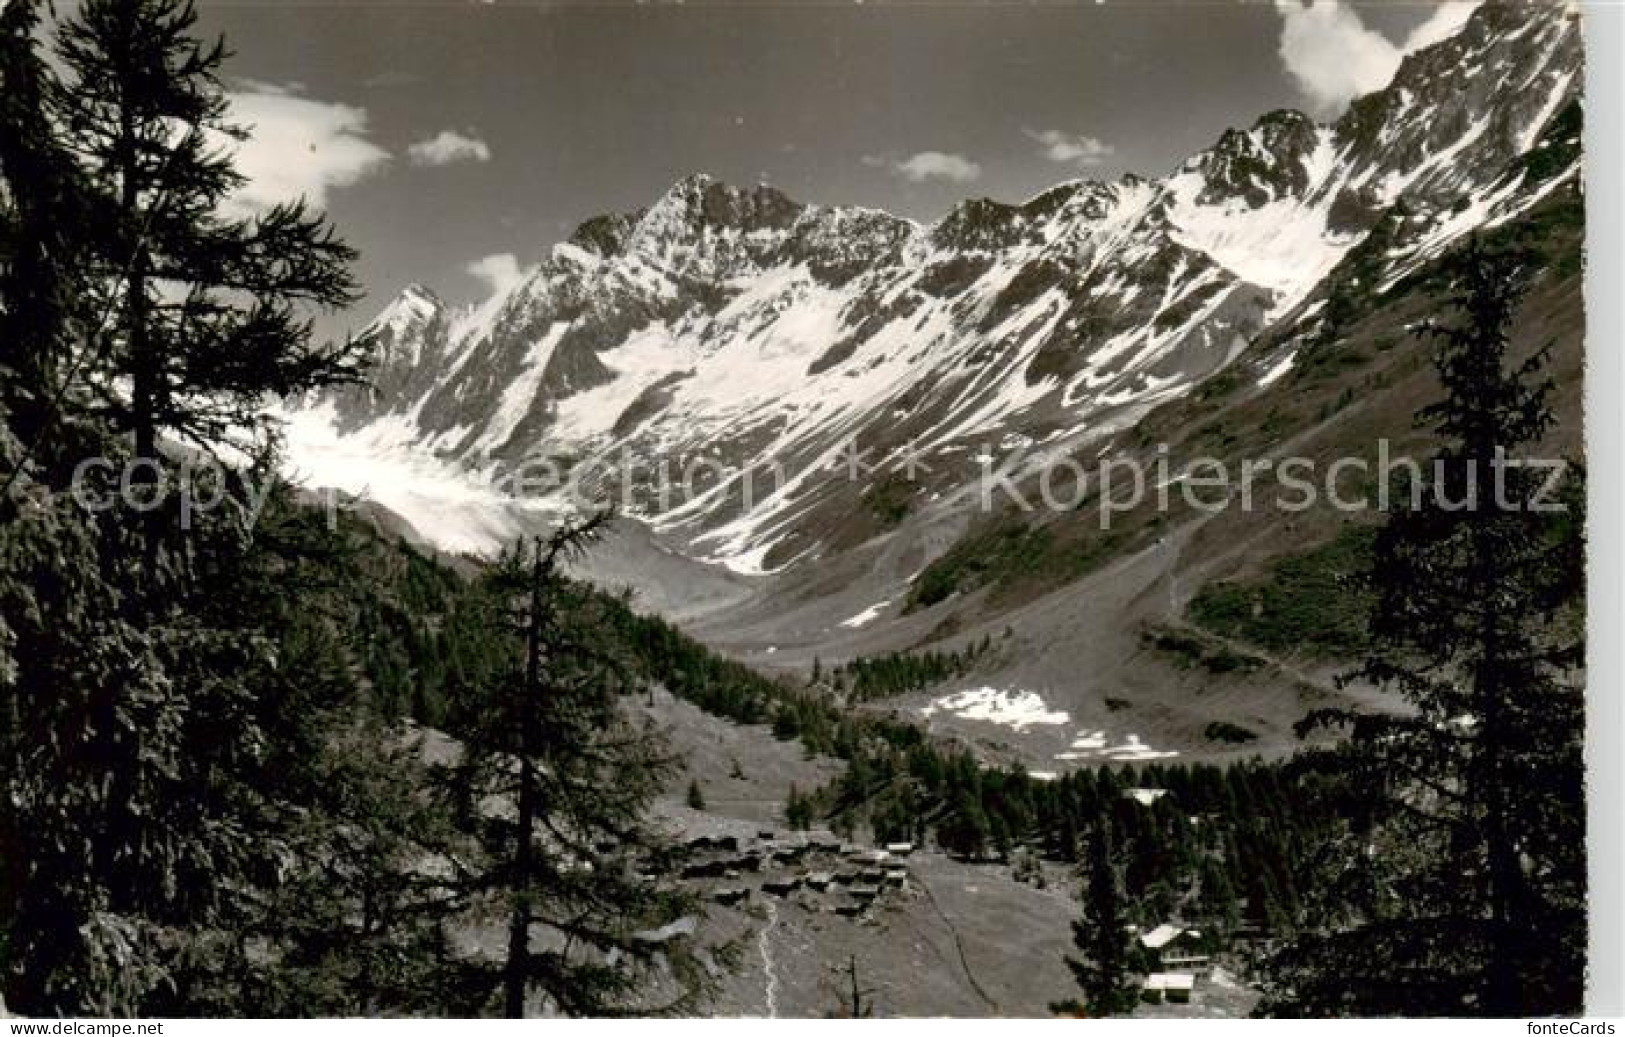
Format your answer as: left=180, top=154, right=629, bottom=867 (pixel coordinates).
left=0, top=0, right=1598, bottom=1018
left=288, top=0, right=1585, bottom=773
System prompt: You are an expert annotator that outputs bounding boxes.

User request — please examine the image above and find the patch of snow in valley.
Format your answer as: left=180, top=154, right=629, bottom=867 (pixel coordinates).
left=919, top=687, right=1071, bottom=732
left=1054, top=729, right=1180, bottom=762
left=703, top=538, right=789, bottom=576
left=839, top=599, right=893, bottom=629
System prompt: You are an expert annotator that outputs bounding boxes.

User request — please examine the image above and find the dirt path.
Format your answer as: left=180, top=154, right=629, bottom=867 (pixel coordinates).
left=915, top=873, right=1001, bottom=1013
left=1159, top=518, right=1340, bottom=694
left=757, top=901, right=781, bottom=1018
left=1155, top=508, right=1407, bottom=725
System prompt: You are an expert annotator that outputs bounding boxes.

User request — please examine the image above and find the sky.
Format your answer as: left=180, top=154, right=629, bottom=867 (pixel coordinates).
left=180, top=0, right=1481, bottom=335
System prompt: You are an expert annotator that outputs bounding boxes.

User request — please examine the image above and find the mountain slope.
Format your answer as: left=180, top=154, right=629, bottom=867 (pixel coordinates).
left=294, top=1, right=1579, bottom=580
left=280, top=1, right=1585, bottom=769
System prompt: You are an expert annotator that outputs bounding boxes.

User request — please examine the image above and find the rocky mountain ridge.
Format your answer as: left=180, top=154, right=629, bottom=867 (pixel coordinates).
left=300, top=0, right=1581, bottom=576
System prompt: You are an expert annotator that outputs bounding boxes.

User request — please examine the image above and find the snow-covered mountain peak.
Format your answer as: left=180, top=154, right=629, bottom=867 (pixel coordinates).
left=373, top=282, right=442, bottom=332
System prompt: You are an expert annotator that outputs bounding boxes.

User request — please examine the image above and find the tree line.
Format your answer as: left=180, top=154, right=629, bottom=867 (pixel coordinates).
left=816, top=633, right=1001, bottom=703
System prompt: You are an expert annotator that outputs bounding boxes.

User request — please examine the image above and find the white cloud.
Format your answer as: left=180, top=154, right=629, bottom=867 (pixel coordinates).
left=466, top=253, right=526, bottom=294
left=1403, top=0, right=1480, bottom=52
left=225, top=84, right=390, bottom=216
left=1026, top=128, right=1116, bottom=168
left=408, top=129, right=493, bottom=168
left=1273, top=1, right=1481, bottom=117
left=866, top=150, right=983, bottom=184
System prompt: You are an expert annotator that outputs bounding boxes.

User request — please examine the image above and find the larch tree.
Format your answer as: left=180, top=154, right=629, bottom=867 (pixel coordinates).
left=52, top=0, right=366, bottom=569
left=447, top=514, right=707, bottom=1017
left=1, top=2, right=390, bottom=1014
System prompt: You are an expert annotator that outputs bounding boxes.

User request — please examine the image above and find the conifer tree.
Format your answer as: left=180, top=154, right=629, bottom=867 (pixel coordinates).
left=450, top=515, right=704, bottom=1017
left=52, top=0, right=366, bottom=564
left=784, top=783, right=813, bottom=831
left=1264, top=241, right=1586, bottom=1016
left=937, top=782, right=990, bottom=860
left=0, top=0, right=91, bottom=452
left=1052, top=826, right=1140, bottom=1017
left=162, top=496, right=469, bottom=1016
left=2, top=6, right=398, bottom=1013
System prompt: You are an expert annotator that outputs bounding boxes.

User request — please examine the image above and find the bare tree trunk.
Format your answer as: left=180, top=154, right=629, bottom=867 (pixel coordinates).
left=503, top=540, right=548, bottom=1019
left=504, top=755, right=537, bottom=1019
left=1478, top=589, right=1524, bottom=1015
